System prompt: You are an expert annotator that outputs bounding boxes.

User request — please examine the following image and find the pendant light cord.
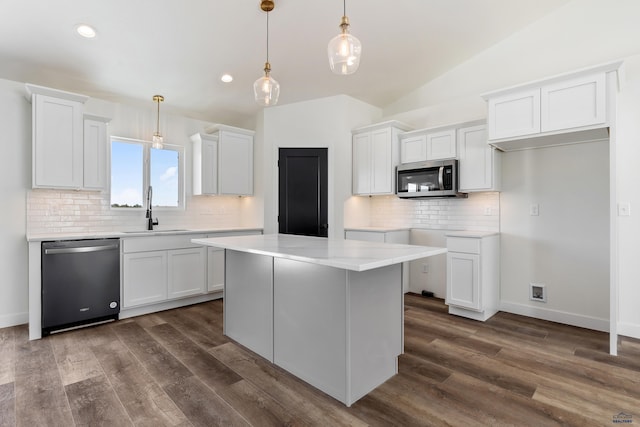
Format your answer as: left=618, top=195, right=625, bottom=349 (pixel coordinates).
left=156, top=98, right=160, bottom=134
left=343, top=0, right=346, bottom=17
left=266, top=12, right=270, bottom=63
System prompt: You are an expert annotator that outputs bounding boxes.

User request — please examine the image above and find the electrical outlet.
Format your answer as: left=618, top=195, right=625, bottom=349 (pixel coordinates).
left=422, top=264, right=429, bottom=274
left=484, top=206, right=492, bottom=216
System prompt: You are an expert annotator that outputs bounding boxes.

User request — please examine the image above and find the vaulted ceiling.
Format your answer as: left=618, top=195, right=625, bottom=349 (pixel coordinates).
left=0, top=0, right=571, bottom=125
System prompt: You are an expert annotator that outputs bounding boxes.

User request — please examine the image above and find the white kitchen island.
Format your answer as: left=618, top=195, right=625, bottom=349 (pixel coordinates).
left=192, top=233, right=446, bottom=406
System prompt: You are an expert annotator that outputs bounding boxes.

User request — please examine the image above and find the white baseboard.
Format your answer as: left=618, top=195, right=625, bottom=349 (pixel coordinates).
left=499, top=301, right=609, bottom=332
left=0, top=311, right=28, bottom=329
left=617, top=322, right=640, bottom=340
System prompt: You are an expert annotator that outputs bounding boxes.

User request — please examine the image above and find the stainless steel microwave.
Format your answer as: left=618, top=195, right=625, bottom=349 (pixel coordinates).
left=396, top=159, right=467, bottom=198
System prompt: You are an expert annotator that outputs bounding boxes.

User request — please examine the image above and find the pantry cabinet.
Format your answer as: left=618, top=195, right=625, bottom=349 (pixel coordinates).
left=191, top=125, right=255, bottom=196
left=352, top=121, right=412, bottom=195
left=446, top=232, right=499, bottom=321
left=457, top=124, right=501, bottom=192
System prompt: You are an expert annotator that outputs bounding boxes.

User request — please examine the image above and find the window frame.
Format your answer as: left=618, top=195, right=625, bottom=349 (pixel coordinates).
left=109, top=136, right=185, bottom=211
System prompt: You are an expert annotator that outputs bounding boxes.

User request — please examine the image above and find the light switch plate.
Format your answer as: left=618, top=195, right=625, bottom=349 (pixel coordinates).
left=618, top=202, right=631, bottom=216
left=530, top=204, right=539, bottom=216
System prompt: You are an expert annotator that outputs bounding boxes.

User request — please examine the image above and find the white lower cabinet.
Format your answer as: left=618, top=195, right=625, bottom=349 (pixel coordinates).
left=168, top=248, right=206, bottom=299
left=122, top=234, right=208, bottom=309
left=121, top=230, right=262, bottom=312
left=207, top=247, right=225, bottom=293
left=123, top=251, right=168, bottom=308
left=446, top=233, right=499, bottom=321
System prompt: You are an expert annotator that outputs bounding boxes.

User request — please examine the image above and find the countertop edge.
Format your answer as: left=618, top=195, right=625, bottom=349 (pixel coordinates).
left=26, top=227, right=264, bottom=242
left=192, top=236, right=447, bottom=272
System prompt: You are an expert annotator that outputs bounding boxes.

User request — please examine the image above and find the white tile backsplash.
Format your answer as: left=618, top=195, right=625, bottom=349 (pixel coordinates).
left=369, top=192, right=500, bottom=232
left=27, top=189, right=252, bottom=235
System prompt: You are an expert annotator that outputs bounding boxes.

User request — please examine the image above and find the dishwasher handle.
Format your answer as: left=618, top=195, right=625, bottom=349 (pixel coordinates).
left=44, top=244, right=119, bottom=255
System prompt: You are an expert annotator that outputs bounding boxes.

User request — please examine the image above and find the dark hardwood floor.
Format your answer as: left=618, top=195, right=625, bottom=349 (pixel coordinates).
left=1, top=294, right=638, bottom=426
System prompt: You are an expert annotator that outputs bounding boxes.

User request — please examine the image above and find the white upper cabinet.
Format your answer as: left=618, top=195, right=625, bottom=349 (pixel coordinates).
left=426, top=128, right=456, bottom=160
left=483, top=61, right=622, bottom=151
left=540, top=73, right=606, bottom=133
left=27, top=84, right=110, bottom=191
left=399, top=134, right=427, bottom=164
left=83, top=114, right=110, bottom=190
left=352, top=121, right=412, bottom=196
left=400, top=126, right=456, bottom=164
left=457, top=124, right=500, bottom=192
left=487, top=88, right=541, bottom=140
left=27, top=84, right=89, bottom=189
left=191, top=125, right=255, bottom=196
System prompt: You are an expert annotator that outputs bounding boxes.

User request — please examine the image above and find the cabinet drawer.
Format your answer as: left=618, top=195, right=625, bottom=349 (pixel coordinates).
left=447, top=237, right=480, bottom=254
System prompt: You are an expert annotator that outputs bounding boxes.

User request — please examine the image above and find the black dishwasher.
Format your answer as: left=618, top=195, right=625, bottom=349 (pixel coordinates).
left=41, top=238, right=120, bottom=336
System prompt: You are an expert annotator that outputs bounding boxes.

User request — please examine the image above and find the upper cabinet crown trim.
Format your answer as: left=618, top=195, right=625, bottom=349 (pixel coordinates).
left=204, top=124, right=255, bottom=136
left=25, top=83, right=89, bottom=104
left=352, top=120, right=413, bottom=134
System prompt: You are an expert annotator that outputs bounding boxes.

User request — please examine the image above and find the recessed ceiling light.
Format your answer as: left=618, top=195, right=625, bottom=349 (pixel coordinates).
left=221, top=74, right=233, bottom=83
left=76, top=24, right=97, bottom=39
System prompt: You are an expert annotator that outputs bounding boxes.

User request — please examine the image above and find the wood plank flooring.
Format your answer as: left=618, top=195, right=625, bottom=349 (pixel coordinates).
left=1, top=294, right=638, bottom=426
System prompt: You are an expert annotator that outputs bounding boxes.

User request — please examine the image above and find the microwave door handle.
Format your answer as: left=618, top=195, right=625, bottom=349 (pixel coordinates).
left=438, top=166, right=445, bottom=190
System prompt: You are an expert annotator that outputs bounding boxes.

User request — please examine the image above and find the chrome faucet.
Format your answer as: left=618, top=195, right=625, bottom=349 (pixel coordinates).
left=146, top=186, right=159, bottom=230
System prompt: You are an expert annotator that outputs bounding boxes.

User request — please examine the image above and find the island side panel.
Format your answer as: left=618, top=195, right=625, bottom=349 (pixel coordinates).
left=224, top=250, right=274, bottom=362
left=347, top=263, right=403, bottom=405
left=273, top=258, right=348, bottom=404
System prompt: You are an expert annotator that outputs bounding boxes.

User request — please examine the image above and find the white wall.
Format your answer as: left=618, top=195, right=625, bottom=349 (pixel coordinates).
left=500, top=141, right=609, bottom=330
left=377, top=0, right=640, bottom=335
left=260, top=95, right=381, bottom=238
left=0, top=79, right=30, bottom=326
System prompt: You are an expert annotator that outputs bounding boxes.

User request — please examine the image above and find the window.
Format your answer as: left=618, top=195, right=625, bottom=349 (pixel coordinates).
left=110, top=137, right=184, bottom=209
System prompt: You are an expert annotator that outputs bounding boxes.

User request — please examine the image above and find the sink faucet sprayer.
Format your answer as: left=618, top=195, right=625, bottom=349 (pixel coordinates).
left=146, top=186, right=159, bottom=230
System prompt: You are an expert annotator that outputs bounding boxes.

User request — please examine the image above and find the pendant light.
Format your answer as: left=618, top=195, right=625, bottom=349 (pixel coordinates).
left=253, top=0, right=280, bottom=107
left=152, top=95, right=164, bottom=149
left=328, top=0, right=362, bottom=75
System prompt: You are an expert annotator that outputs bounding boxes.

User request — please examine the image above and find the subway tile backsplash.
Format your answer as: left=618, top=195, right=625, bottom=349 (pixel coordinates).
left=26, top=189, right=251, bottom=235
left=369, top=192, right=500, bottom=232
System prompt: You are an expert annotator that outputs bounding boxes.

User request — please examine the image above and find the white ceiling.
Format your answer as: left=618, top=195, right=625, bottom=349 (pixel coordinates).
left=0, top=0, right=571, bottom=125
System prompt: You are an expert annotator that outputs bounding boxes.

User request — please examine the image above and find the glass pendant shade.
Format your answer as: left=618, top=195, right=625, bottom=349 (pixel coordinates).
left=152, top=95, right=164, bottom=149
left=328, top=17, right=361, bottom=75
left=152, top=133, right=163, bottom=149
left=253, top=70, right=280, bottom=107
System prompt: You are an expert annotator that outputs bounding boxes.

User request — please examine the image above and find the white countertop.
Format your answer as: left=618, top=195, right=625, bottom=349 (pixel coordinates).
left=344, top=227, right=411, bottom=232
left=26, top=227, right=263, bottom=242
left=445, top=231, right=500, bottom=238
left=192, top=233, right=446, bottom=272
